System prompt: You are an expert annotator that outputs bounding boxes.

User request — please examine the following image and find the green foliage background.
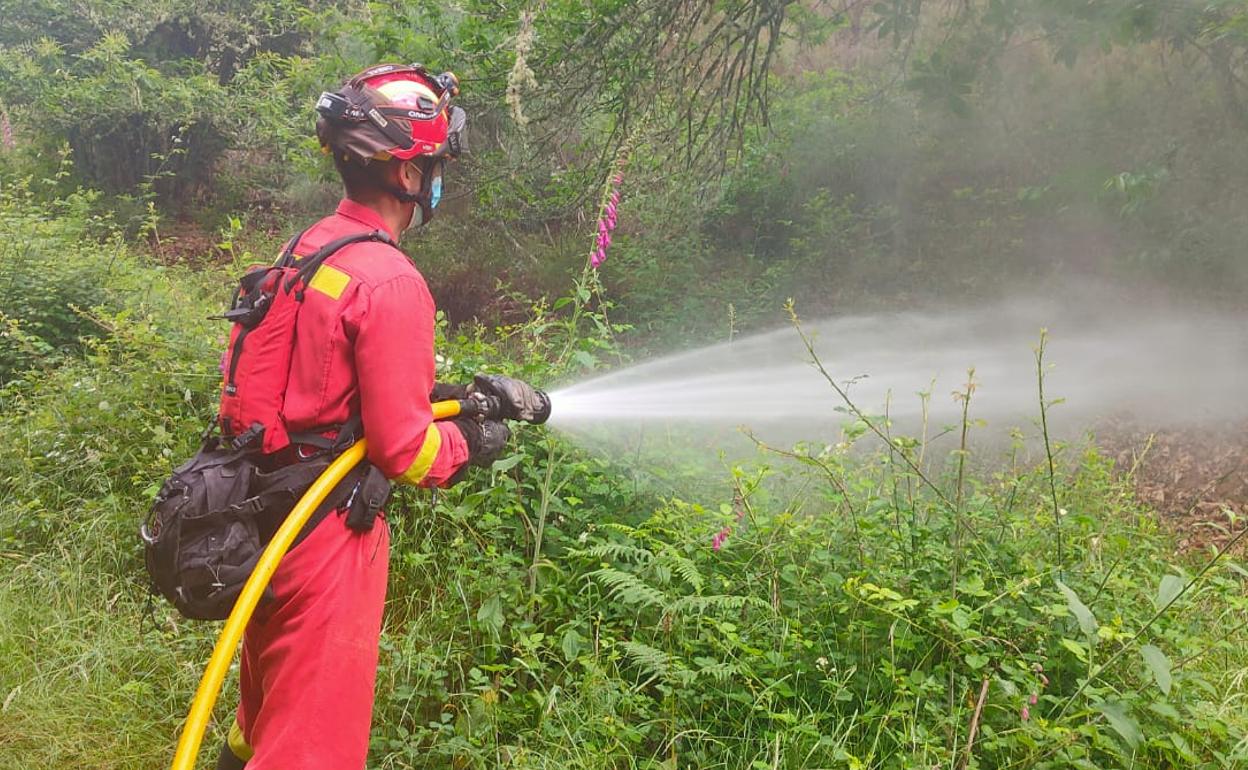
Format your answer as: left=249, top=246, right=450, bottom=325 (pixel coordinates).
left=1, top=0, right=1247, bottom=768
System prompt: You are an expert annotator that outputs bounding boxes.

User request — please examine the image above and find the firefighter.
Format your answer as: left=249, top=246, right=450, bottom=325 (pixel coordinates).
left=216, top=64, right=529, bottom=770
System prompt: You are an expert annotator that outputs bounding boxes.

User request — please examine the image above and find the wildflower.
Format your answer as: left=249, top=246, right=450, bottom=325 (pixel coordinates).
left=1040, top=673, right=1050, bottom=687
left=1029, top=692, right=1038, bottom=705
left=587, top=140, right=633, bottom=270
left=715, top=494, right=749, bottom=553
left=1020, top=705, right=1030, bottom=721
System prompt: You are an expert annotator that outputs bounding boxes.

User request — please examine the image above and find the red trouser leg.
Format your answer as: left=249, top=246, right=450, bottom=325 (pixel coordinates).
left=234, top=510, right=390, bottom=770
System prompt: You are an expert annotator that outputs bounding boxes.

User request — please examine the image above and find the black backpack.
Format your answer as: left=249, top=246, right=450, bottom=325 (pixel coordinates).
left=141, top=433, right=390, bottom=621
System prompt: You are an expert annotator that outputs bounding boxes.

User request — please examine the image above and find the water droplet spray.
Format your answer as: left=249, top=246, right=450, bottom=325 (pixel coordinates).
left=544, top=295, right=1247, bottom=449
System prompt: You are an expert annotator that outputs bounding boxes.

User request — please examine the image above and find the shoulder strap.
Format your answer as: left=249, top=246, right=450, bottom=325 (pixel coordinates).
left=283, top=229, right=397, bottom=294
left=286, top=414, right=364, bottom=454
left=275, top=227, right=311, bottom=268
left=211, top=231, right=309, bottom=321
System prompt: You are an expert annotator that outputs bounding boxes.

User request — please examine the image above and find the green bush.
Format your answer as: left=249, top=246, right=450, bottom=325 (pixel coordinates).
left=0, top=175, right=118, bottom=382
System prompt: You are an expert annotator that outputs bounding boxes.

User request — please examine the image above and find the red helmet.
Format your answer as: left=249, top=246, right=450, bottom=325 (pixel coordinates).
left=315, top=63, right=466, bottom=164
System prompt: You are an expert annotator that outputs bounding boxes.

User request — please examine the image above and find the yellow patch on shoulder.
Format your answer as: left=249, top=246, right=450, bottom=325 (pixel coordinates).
left=308, top=264, right=351, bottom=300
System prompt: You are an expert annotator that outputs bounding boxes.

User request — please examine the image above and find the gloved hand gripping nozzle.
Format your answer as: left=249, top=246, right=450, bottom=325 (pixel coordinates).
left=445, top=374, right=549, bottom=476
left=456, top=374, right=551, bottom=425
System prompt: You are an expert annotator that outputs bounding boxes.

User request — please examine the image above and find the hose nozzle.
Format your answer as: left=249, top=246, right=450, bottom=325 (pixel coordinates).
left=529, top=389, right=552, bottom=425
left=462, top=375, right=551, bottom=425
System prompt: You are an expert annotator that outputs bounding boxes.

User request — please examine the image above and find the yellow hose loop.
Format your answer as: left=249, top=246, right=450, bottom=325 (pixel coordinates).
left=170, top=400, right=462, bottom=770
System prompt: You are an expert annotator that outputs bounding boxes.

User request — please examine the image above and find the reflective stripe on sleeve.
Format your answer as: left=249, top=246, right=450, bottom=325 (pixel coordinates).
left=228, top=718, right=255, bottom=761
left=396, top=423, right=443, bottom=485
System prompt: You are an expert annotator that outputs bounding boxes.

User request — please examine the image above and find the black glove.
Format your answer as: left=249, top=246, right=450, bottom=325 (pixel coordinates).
left=430, top=381, right=469, bottom=402
left=453, top=417, right=511, bottom=468
left=470, top=374, right=551, bottom=424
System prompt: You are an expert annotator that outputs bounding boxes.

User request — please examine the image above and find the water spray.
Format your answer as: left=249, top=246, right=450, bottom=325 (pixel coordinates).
left=544, top=297, right=1248, bottom=443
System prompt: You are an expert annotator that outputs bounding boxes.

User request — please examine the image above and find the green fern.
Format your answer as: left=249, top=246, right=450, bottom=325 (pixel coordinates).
left=600, top=522, right=641, bottom=537
left=660, top=552, right=704, bottom=592
left=694, top=659, right=741, bottom=682
left=668, top=594, right=770, bottom=615
left=620, top=640, right=685, bottom=679
left=587, top=567, right=668, bottom=609
left=569, top=542, right=655, bottom=564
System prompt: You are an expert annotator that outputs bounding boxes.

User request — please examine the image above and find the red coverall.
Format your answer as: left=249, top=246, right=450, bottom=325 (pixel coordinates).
left=227, top=198, right=469, bottom=770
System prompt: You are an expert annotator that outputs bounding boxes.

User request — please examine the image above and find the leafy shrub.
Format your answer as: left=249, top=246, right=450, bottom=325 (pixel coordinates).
left=0, top=34, right=228, bottom=206
left=0, top=175, right=117, bottom=382
left=0, top=193, right=222, bottom=551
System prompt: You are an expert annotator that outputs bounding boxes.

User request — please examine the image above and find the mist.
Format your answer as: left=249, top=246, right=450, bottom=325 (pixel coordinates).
left=553, top=29, right=1248, bottom=458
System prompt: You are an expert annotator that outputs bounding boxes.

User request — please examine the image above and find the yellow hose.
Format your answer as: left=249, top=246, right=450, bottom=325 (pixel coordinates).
left=170, top=400, right=462, bottom=770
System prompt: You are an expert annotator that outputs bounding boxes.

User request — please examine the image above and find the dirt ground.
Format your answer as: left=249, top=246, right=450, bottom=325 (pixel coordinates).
left=1097, top=420, right=1248, bottom=553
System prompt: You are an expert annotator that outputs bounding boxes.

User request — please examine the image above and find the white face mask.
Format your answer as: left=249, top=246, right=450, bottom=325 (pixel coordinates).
left=405, top=203, right=424, bottom=232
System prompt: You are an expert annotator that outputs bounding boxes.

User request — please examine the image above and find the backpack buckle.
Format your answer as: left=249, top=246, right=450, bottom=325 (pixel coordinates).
left=229, top=496, right=265, bottom=515
left=229, top=423, right=265, bottom=451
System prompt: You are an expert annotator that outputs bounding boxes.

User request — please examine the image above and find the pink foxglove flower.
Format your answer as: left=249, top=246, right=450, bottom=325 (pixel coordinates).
left=587, top=143, right=632, bottom=270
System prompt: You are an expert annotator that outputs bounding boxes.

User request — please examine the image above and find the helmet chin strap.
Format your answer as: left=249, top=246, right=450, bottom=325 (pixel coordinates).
left=386, top=169, right=434, bottom=230
left=386, top=186, right=422, bottom=205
